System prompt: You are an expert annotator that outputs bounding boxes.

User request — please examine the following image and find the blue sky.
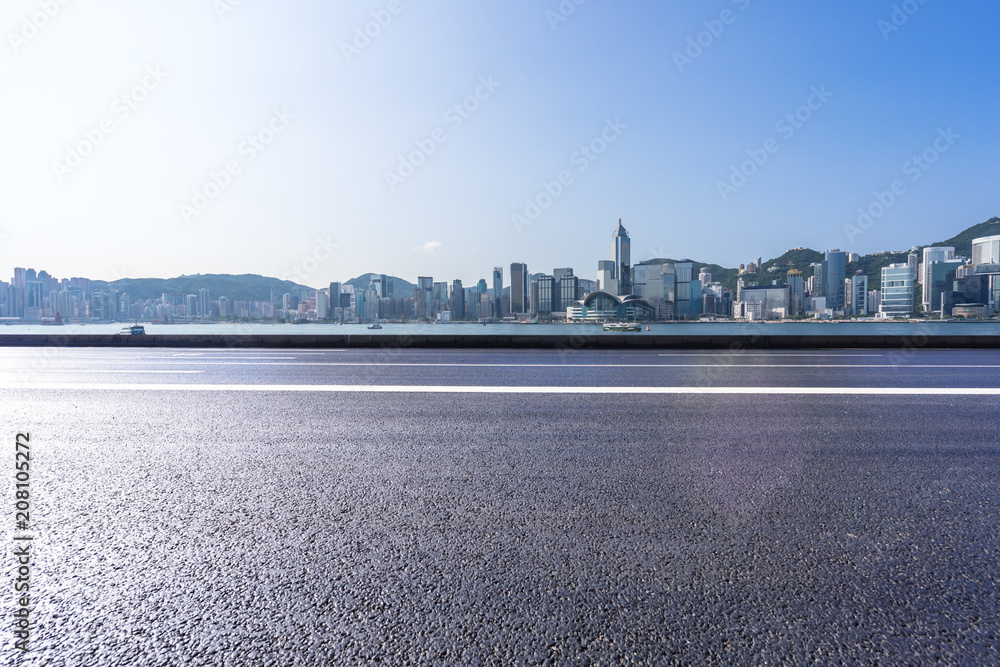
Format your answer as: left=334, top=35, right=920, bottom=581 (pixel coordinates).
left=2, top=0, right=997, bottom=287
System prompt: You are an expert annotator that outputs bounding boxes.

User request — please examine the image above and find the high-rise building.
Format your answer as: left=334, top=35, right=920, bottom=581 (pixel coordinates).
left=536, top=275, right=555, bottom=314
left=510, top=263, right=528, bottom=315
left=492, top=267, right=504, bottom=318
left=612, top=219, right=631, bottom=296
left=329, top=282, right=342, bottom=310
left=559, top=274, right=578, bottom=314
left=786, top=269, right=804, bottom=316
left=476, top=279, right=488, bottom=320
left=879, top=263, right=915, bottom=317
left=597, top=260, right=616, bottom=295
left=197, top=288, right=210, bottom=318
left=451, top=279, right=465, bottom=319
left=316, top=290, right=329, bottom=319
left=926, top=259, right=966, bottom=315
left=822, top=250, right=847, bottom=310
left=417, top=276, right=433, bottom=319
left=848, top=271, right=868, bottom=316
left=921, top=247, right=954, bottom=282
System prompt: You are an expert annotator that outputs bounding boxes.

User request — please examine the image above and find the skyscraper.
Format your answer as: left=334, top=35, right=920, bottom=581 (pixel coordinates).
left=612, top=219, right=631, bottom=296
left=597, top=260, right=616, bottom=295
left=822, top=250, right=846, bottom=310
left=510, top=263, right=528, bottom=315
left=451, top=279, right=465, bottom=319
left=197, top=288, right=210, bottom=318
left=492, top=267, right=504, bottom=318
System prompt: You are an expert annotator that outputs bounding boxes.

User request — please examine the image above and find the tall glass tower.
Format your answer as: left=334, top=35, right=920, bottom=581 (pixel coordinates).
left=612, top=219, right=631, bottom=296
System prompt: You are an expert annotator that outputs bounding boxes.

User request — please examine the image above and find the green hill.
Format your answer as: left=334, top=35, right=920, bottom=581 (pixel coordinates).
left=639, top=217, right=997, bottom=294
left=93, top=274, right=311, bottom=302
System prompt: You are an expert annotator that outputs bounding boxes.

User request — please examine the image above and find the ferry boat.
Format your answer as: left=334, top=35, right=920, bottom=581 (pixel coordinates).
left=603, top=322, right=641, bottom=332
left=121, top=324, right=146, bottom=335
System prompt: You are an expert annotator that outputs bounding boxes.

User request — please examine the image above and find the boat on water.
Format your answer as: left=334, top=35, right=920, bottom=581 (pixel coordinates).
left=603, top=322, right=641, bottom=332
left=367, top=323, right=383, bottom=330
left=121, top=324, right=146, bottom=335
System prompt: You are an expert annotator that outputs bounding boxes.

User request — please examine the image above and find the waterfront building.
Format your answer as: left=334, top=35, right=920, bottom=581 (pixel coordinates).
left=566, top=291, right=655, bottom=322
left=822, top=250, right=847, bottom=310
left=921, top=247, right=955, bottom=297
left=733, top=284, right=790, bottom=320
left=198, top=288, right=210, bottom=318
left=560, top=274, right=578, bottom=316
left=451, top=279, right=465, bottom=319
left=492, top=267, right=504, bottom=318
left=315, top=290, right=329, bottom=319
left=510, top=263, right=528, bottom=315
left=536, top=275, right=555, bottom=315
left=786, top=270, right=804, bottom=316
left=847, top=271, right=868, bottom=316
left=926, top=259, right=966, bottom=315
left=879, top=263, right=915, bottom=317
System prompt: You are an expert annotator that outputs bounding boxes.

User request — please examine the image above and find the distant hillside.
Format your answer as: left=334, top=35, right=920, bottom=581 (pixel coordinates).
left=93, top=274, right=312, bottom=302
left=345, top=274, right=417, bottom=295
left=638, top=217, right=998, bottom=293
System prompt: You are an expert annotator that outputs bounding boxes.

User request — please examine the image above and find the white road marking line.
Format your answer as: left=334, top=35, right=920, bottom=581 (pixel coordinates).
left=658, top=353, right=886, bottom=357
left=0, top=370, right=203, bottom=374
left=42, top=362, right=1000, bottom=369
left=1, top=384, right=999, bottom=395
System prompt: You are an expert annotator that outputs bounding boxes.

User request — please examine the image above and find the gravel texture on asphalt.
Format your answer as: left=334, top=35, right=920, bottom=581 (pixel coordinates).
left=2, top=390, right=998, bottom=665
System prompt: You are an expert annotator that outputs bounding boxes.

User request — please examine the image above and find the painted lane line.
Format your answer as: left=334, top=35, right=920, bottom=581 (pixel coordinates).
left=2, top=383, right=1000, bottom=395
left=49, top=362, right=1000, bottom=369
left=0, top=370, right=204, bottom=374
left=657, top=353, right=887, bottom=357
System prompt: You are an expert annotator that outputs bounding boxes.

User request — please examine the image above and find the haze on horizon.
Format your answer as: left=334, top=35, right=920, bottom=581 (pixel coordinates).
left=2, top=0, right=998, bottom=286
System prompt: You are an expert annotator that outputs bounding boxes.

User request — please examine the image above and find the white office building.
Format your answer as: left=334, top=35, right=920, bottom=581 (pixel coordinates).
left=879, top=263, right=915, bottom=317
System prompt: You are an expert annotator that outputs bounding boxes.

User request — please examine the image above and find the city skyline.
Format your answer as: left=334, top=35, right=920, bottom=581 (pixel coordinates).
left=4, top=212, right=996, bottom=289
left=3, top=1, right=999, bottom=286
left=6, top=217, right=1000, bottom=322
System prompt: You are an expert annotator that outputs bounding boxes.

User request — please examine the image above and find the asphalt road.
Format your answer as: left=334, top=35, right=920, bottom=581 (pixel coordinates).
left=1, top=348, right=999, bottom=665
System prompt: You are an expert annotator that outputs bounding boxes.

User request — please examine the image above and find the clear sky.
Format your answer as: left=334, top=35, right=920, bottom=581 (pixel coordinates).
left=2, top=0, right=998, bottom=287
